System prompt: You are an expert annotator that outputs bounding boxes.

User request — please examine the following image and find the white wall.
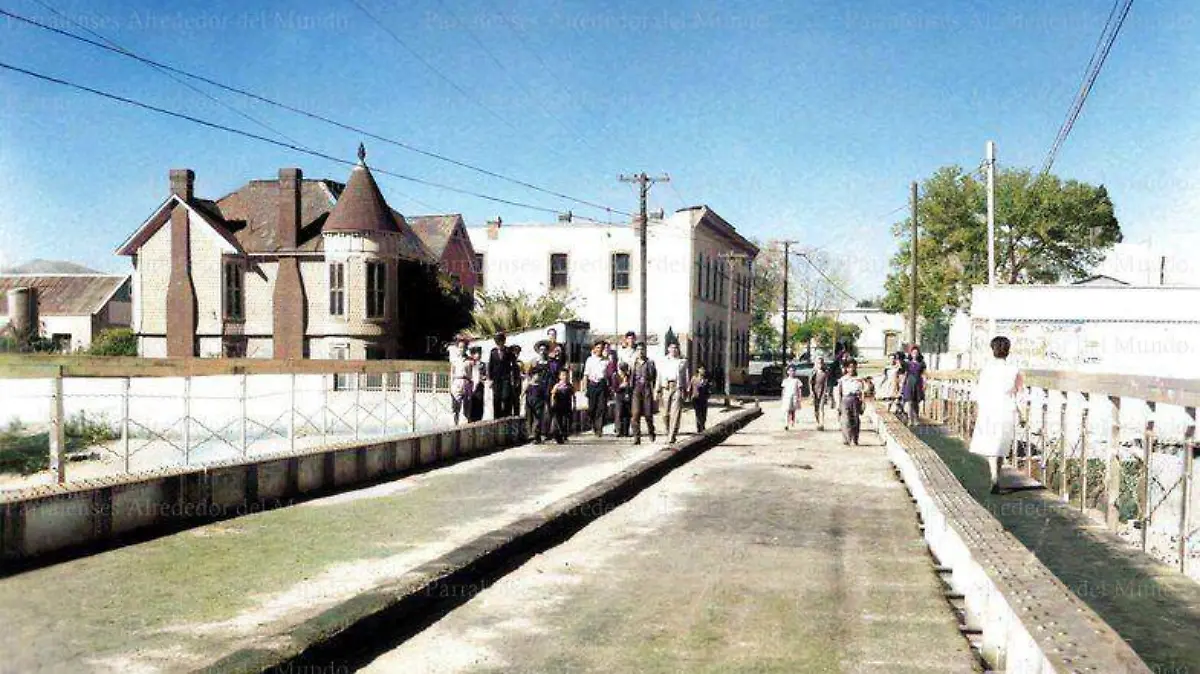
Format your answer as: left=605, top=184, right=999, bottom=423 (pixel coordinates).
left=969, top=285, right=1200, bottom=377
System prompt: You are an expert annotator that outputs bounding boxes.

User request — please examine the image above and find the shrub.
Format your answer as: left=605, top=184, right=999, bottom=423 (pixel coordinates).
left=88, top=328, right=138, bottom=356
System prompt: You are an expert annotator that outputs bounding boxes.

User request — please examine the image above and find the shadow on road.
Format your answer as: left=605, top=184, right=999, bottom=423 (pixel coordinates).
left=915, top=425, right=1200, bottom=673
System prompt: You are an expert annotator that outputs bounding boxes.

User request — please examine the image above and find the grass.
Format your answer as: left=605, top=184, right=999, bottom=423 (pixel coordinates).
left=0, top=412, right=119, bottom=475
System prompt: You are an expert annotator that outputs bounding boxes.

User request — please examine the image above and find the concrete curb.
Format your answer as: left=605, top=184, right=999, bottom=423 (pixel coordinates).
left=203, top=405, right=763, bottom=673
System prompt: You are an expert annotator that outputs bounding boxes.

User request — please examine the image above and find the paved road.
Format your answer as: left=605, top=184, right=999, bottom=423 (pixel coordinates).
left=363, top=402, right=978, bottom=674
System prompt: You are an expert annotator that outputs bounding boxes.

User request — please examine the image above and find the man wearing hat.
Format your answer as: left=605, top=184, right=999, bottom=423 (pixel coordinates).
left=488, top=332, right=515, bottom=418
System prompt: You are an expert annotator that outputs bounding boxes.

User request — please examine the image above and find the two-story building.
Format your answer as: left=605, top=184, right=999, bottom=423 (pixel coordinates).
left=467, top=206, right=759, bottom=383
left=117, top=146, right=477, bottom=359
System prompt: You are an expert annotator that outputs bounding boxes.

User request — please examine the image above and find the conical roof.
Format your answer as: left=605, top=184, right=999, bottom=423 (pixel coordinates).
left=324, top=148, right=401, bottom=234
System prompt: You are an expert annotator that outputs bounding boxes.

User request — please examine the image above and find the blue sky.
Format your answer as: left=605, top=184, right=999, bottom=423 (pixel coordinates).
left=1, top=0, right=1197, bottom=298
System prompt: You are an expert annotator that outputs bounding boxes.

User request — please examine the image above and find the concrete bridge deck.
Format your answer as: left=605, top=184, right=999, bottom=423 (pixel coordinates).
left=361, top=404, right=977, bottom=673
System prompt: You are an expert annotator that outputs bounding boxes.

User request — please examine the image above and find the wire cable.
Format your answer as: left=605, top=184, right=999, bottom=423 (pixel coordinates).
left=0, top=60, right=573, bottom=216
left=0, top=6, right=629, bottom=217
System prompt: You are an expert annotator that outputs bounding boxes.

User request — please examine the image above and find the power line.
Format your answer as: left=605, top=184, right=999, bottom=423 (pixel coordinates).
left=431, top=0, right=598, bottom=152
left=0, top=60, right=575, bottom=216
left=790, top=249, right=860, bottom=305
left=0, top=6, right=628, bottom=217
left=27, top=0, right=309, bottom=149
left=1041, top=0, right=1134, bottom=174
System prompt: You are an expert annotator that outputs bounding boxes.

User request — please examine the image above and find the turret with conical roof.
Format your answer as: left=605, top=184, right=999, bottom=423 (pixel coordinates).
left=323, top=144, right=403, bottom=234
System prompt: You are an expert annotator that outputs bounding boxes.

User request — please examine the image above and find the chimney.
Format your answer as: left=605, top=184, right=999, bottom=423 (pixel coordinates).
left=486, top=216, right=503, bottom=240
left=169, top=169, right=194, bottom=202
left=277, top=168, right=302, bottom=250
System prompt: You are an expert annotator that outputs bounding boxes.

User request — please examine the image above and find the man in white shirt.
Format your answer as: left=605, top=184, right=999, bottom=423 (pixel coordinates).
left=449, top=337, right=472, bottom=425
left=616, top=331, right=637, bottom=368
left=583, top=341, right=610, bottom=437
left=659, top=342, right=689, bottom=444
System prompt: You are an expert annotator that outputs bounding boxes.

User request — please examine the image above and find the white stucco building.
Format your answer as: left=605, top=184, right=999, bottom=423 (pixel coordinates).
left=0, top=273, right=131, bottom=351
left=468, top=206, right=759, bottom=383
left=968, top=283, right=1200, bottom=378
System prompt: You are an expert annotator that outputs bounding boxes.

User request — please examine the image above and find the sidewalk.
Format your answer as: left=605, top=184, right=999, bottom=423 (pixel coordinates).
left=362, top=402, right=978, bottom=673
left=0, top=410, right=722, bottom=674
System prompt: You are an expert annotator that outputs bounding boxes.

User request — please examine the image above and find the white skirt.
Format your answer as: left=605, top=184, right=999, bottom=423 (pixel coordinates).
left=969, top=403, right=1016, bottom=458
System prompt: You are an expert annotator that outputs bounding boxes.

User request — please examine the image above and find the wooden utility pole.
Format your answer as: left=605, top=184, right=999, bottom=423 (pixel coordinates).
left=618, top=172, right=669, bottom=344
left=779, top=240, right=799, bottom=368
left=720, top=251, right=750, bottom=406
left=909, top=181, right=919, bottom=347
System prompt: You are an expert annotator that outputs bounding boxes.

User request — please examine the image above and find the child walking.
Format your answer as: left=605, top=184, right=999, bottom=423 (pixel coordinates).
left=549, top=370, right=576, bottom=444
left=690, top=366, right=711, bottom=432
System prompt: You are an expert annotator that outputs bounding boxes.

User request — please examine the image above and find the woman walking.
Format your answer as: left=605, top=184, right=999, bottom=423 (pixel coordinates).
left=837, top=359, right=865, bottom=445
left=780, top=366, right=801, bottom=430
left=969, top=336, right=1024, bottom=494
left=900, top=345, right=926, bottom=425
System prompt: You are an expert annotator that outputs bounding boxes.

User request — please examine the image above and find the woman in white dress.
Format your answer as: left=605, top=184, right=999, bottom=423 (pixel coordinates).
left=969, top=336, right=1025, bottom=494
left=780, top=367, right=801, bottom=430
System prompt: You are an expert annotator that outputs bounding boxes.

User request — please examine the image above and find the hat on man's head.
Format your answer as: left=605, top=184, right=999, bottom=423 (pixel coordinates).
left=494, top=331, right=506, bottom=341
left=534, top=339, right=550, bottom=351
left=624, top=331, right=636, bottom=338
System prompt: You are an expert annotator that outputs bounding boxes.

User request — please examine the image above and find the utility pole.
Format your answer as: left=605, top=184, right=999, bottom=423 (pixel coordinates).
left=720, top=251, right=749, bottom=406
left=910, top=181, right=919, bottom=347
left=986, top=140, right=997, bottom=287
left=779, top=240, right=799, bottom=369
left=618, top=172, right=669, bottom=344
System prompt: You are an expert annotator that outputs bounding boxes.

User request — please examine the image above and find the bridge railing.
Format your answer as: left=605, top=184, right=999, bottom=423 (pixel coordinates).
left=925, top=369, right=1198, bottom=577
left=0, top=355, right=453, bottom=490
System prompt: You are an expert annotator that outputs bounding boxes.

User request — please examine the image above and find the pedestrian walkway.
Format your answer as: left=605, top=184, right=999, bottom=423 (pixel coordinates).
left=0, top=411, right=715, bottom=673
left=362, top=402, right=978, bottom=673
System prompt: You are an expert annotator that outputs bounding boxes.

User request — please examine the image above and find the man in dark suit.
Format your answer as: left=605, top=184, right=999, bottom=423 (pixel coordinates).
left=488, top=333, right=515, bottom=418
left=630, top=342, right=658, bottom=445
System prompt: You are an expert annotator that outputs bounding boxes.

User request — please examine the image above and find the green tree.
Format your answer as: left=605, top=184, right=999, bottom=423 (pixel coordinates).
left=750, top=241, right=782, bottom=355
left=470, top=290, right=578, bottom=338
left=398, top=264, right=474, bottom=358
left=882, top=166, right=1121, bottom=322
left=791, top=315, right=861, bottom=356
left=88, top=328, right=138, bottom=356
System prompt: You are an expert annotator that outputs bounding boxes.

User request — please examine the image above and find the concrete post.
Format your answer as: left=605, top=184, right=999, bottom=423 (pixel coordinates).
left=1180, top=406, right=1195, bottom=575
left=183, top=375, right=192, bottom=465
left=1080, top=392, right=1090, bottom=511
left=1038, top=388, right=1049, bottom=483
left=49, top=368, right=66, bottom=484
left=354, top=372, right=361, bottom=441
left=240, top=373, right=249, bottom=457
left=1141, top=401, right=1156, bottom=552
left=121, top=377, right=131, bottom=473
left=1023, top=391, right=1033, bottom=477
left=382, top=370, right=390, bottom=436
left=288, top=372, right=297, bottom=453
left=321, top=375, right=329, bottom=446
left=1106, top=395, right=1122, bottom=529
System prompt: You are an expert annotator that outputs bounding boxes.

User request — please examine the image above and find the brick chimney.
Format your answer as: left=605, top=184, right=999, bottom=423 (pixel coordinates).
left=273, top=167, right=306, bottom=359
left=277, top=168, right=302, bottom=250
left=486, top=216, right=503, bottom=240
left=169, top=169, right=194, bottom=202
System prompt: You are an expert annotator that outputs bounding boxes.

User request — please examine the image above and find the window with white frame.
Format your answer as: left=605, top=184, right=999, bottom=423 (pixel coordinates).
left=366, top=260, right=387, bottom=318
left=611, top=252, right=631, bottom=290
left=329, top=262, right=345, bottom=317
left=223, top=261, right=243, bottom=321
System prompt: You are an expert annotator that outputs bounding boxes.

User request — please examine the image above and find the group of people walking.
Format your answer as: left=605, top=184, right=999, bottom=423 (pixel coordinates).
left=450, top=329, right=713, bottom=447
left=779, top=346, right=871, bottom=445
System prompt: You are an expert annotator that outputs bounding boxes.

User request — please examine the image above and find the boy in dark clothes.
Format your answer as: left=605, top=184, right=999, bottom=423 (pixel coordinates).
left=549, top=370, right=575, bottom=444
left=689, top=365, right=712, bottom=432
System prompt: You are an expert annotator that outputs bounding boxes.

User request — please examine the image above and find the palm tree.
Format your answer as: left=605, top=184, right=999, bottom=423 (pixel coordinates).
left=470, top=291, right=578, bottom=337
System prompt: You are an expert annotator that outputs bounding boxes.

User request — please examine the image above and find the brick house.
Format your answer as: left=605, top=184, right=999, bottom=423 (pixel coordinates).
left=117, top=147, right=477, bottom=359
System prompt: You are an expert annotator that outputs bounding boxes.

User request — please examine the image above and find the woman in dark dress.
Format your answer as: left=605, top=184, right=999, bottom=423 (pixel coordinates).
left=900, top=345, right=926, bottom=426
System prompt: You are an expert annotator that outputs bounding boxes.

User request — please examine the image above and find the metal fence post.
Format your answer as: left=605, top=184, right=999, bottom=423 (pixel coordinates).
left=121, top=377, right=131, bottom=473
left=1141, top=400, right=1156, bottom=552
left=1023, top=390, right=1033, bottom=476
left=1079, top=392, right=1090, bottom=511
left=49, top=368, right=66, bottom=484
left=1180, top=406, right=1195, bottom=575
left=1058, top=391, right=1069, bottom=501
left=1106, top=395, right=1122, bottom=529
left=240, top=372, right=249, bottom=457
left=289, top=372, right=297, bottom=452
